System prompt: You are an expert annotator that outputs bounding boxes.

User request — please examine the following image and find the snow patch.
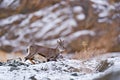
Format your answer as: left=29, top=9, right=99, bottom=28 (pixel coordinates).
left=76, top=13, right=86, bottom=20
left=0, top=0, right=20, bottom=9
left=0, top=14, right=25, bottom=26
left=73, top=6, right=83, bottom=13
left=67, top=30, right=95, bottom=40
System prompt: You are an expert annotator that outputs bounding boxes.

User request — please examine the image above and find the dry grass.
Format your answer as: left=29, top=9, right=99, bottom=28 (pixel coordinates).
left=73, top=48, right=106, bottom=60
left=0, top=50, right=7, bottom=62
left=0, top=50, right=25, bottom=62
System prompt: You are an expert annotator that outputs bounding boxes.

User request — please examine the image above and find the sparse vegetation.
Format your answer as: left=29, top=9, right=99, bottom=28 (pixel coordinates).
left=73, top=48, right=106, bottom=60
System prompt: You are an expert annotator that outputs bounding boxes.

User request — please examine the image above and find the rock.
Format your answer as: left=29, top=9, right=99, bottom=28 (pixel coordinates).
left=0, top=62, right=3, bottom=66
left=71, top=73, right=78, bottom=76
left=0, top=45, right=14, bottom=52
left=9, top=67, right=20, bottom=72
left=5, top=58, right=28, bottom=67
left=29, top=76, right=37, bottom=80
left=95, top=60, right=111, bottom=72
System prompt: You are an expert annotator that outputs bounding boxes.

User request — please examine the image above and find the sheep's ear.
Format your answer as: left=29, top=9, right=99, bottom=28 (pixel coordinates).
left=57, top=39, right=64, bottom=45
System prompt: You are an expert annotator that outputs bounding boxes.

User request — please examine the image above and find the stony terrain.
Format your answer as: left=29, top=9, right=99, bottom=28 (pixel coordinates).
left=0, top=52, right=120, bottom=80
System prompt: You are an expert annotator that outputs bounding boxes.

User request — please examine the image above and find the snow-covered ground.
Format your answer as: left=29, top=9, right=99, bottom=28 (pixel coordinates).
left=0, top=52, right=120, bottom=80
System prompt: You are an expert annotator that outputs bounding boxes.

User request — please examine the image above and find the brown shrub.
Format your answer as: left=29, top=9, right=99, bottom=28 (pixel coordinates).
left=73, top=48, right=106, bottom=60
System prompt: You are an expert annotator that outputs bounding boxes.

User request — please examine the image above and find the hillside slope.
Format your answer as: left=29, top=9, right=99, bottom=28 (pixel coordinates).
left=0, top=0, right=120, bottom=54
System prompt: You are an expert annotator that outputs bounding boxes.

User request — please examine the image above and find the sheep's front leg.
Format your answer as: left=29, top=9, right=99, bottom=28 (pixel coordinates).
left=29, top=59, right=35, bottom=64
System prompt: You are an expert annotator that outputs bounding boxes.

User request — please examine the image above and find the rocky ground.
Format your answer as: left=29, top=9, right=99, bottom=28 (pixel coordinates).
left=0, top=52, right=120, bottom=80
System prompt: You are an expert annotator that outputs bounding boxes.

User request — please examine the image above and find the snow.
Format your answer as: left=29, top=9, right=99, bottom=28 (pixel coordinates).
left=30, top=20, right=44, bottom=28
left=19, top=15, right=32, bottom=27
left=0, top=0, right=20, bottom=9
left=68, top=18, right=77, bottom=27
left=91, top=0, right=115, bottom=23
left=98, top=18, right=107, bottom=23
left=0, top=14, right=25, bottom=27
left=98, top=5, right=114, bottom=17
left=0, top=53, right=120, bottom=80
left=73, top=6, right=83, bottom=13
left=76, top=13, right=86, bottom=20
left=17, top=2, right=77, bottom=40
left=0, top=59, right=93, bottom=80
left=91, top=0, right=108, bottom=5
left=67, top=30, right=95, bottom=40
